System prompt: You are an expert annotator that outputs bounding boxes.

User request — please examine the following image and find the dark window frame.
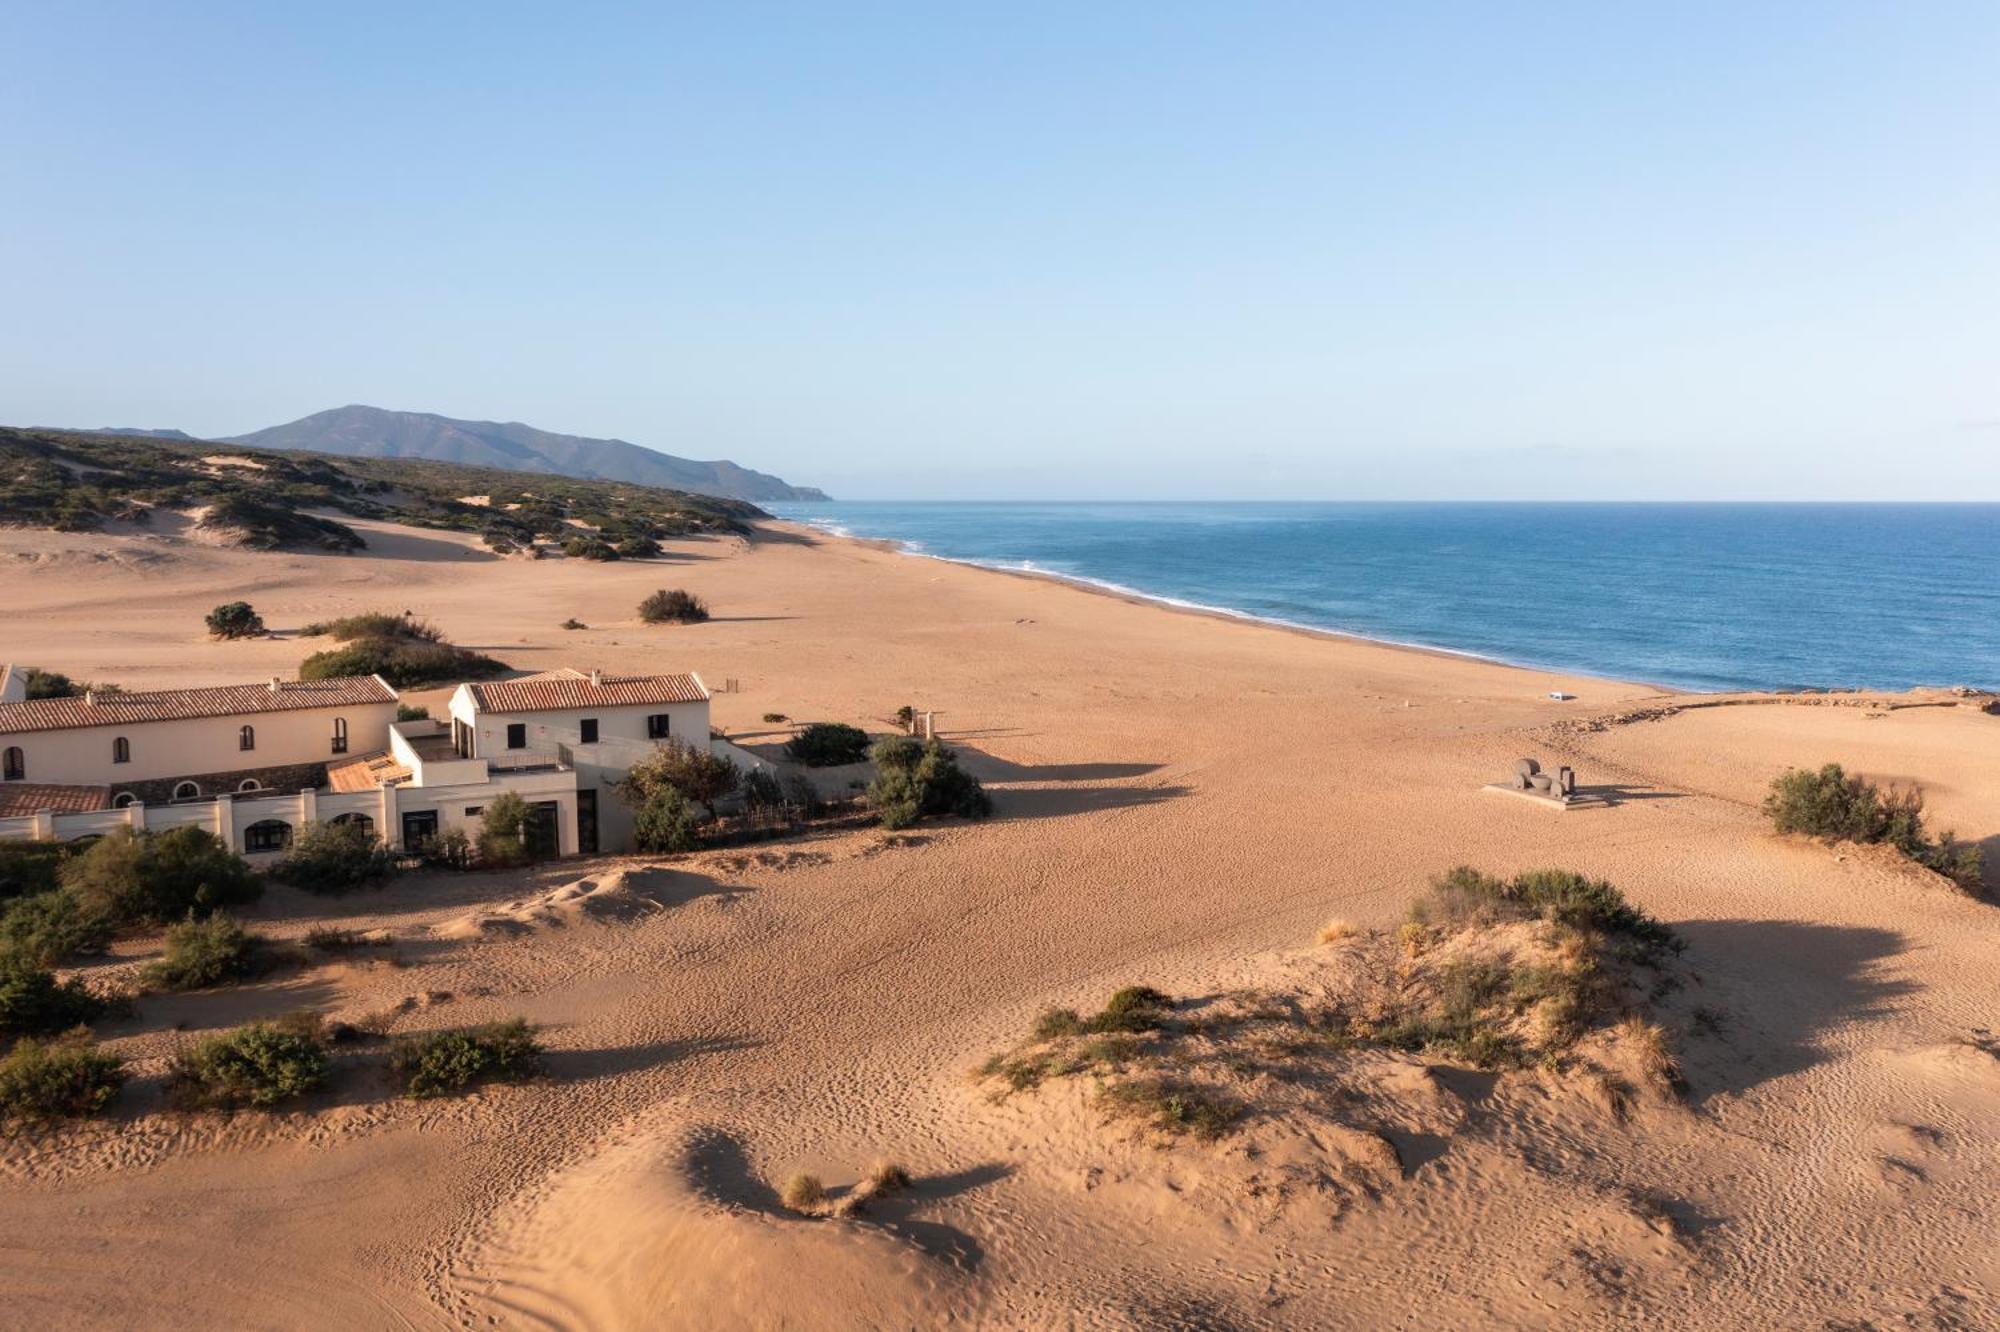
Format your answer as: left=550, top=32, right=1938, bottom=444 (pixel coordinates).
left=506, top=722, right=527, bottom=749
left=243, top=819, right=291, bottom=853
left=647, top=713, right=671, bottom=739
left=239, top=724, right=256, bottom=751
left=579, top=718, right=599, bottom=744
left=113, top=736, right=130, bottom=764
left=3, top=747, right=23, bottom=781
left=331, top=717, right=348, bottom=754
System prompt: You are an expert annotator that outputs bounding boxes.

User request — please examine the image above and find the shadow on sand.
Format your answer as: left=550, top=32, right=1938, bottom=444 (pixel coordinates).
left=1672, top=918, right=1913, bottom=1104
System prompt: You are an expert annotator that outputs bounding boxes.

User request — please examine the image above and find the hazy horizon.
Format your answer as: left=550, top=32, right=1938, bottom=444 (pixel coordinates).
left=5, top=4, right=1997, bottom=501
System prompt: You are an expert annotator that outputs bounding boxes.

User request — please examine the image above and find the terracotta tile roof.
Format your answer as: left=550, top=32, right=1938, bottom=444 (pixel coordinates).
left=466, top=668, right=708, bottom=713
left=326, top=751, right=411, bottom=792
left=0, top=783, right=112, bottom=817
left=0, top=676, right=397, bottom=735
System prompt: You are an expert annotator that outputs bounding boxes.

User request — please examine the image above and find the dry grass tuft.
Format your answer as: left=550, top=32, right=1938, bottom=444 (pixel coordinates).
left=780, top=1172, right=828, bottom=1215
left=1316, top=919, right=1357, bottom=944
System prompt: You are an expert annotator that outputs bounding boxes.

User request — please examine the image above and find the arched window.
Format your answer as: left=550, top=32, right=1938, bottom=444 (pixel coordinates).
left=237, top=778, right=263, bottom=793
left=172, top=780, right=201, bottom=801
left=1, top=747, right=21, bottom=781
left=239, top=725, right=256, bottom=751
left=113, top=736, right=131, bottom=764
left=330, top=812, right=374, bottom=835
left=243, top=819, right=291, bottom=853
left=331, top=717, right=349, bottom=754
left=113, top=792, right=137, bottom=808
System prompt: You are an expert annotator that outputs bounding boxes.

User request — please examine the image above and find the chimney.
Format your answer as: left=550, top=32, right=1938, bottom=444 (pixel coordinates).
left=269, top=677, right=283, bottom=693
left=84, top=689, right=95, bottom=706
left=589, top=669, right=603, bottom=686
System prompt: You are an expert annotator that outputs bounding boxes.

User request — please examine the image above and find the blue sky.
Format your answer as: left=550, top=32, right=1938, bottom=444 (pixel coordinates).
left=3, top=3, right=1996, bottom=499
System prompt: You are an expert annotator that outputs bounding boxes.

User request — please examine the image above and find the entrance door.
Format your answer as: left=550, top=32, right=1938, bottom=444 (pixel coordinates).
left=525, top=801, right=561, bottom=860
left=401, top=809, right=439, bottom=850
left=576, top=789, right=599, bottom=855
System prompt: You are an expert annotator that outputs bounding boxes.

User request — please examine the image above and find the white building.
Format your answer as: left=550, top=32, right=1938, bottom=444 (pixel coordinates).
left=0, top=664, right=725, bottom=862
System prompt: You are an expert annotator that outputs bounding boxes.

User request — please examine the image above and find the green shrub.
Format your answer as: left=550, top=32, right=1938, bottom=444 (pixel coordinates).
left=1763, top=764, right=1983, bottom=890
left=142, top=914, right=260, bottom=991
left=168, top=1017, right=328, bottom=1109
left=631, top=786, right=703, bottom=853
left=741, top=768, right=784, bottom=812
left=204, top=601, right=265, bottom=639
left=866, top=738, right=992, bottom=829
left=422, top=827, right=476, bottom=870
left=0, top=1031, right=126, bottom=1127
left=1088, top=985, right=1172, bottom=1033
left=1099, top=1078, right=1238, bottom=1140
left=270, top=821, right=396, bottom=895
left=1420, top=866, right=1680, bottom=957
left=396, top=702, right=431, bottom=722
left=762, top=712, right=788, bottom=724
left=784, top=722, right=870, bottom=768
left=560, top=618, right=587, bottom=630
left=564, top=536, right=620, bottom=561
left=198, top=494, right=363, bottom=552
left=61, top=826, right=261, bottom=926
left=1033, top=1007, right=1084, bottom=1039
left=475, top=791, right=533, bottom=867
left=894, top=705, right=917, bottom=732
left=619, top=743, right=739, bottom=819
left=614, top=535, right=661, bottom=559
left=299, top=638, right=506, bottom=689
left=389, top=1018, right=542, bottom=1098
left=638, top=588, right=709, bottom=624
left=0, top=892, right=113, bottom=967
left=0, top=957, right=109, bottom=1039
left=307, top=611, right=443, bottom=643
left=0, top=840, right=72, bottom=901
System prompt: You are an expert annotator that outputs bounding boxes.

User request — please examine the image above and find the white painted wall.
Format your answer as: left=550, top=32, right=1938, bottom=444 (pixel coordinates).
left=0, top=700, right=396, bottom=789
left=449, top=697, right=711, bottom=767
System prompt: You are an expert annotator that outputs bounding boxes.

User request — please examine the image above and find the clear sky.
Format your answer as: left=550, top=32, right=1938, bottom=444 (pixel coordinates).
left=4, top=3, right=1997, bottom=500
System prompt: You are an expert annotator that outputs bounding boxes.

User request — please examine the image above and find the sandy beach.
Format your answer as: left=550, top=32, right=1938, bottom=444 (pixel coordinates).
left=1, top=516, right=1995, bottom=1329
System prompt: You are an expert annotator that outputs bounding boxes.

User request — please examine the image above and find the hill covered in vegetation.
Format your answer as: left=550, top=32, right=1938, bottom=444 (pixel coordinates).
left=0, top=425, right=769, bottom=554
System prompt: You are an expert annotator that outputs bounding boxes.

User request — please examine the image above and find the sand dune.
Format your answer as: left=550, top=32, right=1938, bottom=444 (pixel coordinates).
left=0, top=518, right=1995, bottom=1328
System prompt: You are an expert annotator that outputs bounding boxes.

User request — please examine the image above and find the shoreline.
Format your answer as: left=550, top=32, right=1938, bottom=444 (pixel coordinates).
left=764, top=518, right=1889, bottom=703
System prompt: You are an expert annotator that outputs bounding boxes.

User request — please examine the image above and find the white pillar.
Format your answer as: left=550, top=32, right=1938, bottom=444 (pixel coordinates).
left=127, top=801, right=146, bottom=833
left=214, top=793, right=237, bottom=850
left=31, top=810, right=55, bottom=841
left=298, top=787, right=318, bottom=826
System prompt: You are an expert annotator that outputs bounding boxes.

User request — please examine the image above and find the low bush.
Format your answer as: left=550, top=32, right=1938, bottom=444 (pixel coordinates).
left=421, top=827, right=476, bottom=870
left=61, top=826, right=261, bottom=926
left=867, top=738, right=992, bottom=830
left=306, top=611, right=443, bottom=643
left=894, top=705, right=917, bottom=733
left=0, top=1031, right=126, bottom=1127
left=630, top=786, right=703, bottom=853
left=762, top=712, right=788, bottom=724
left=396, top=702, right=431, bottom=722
left=615, top=534, right=661, bottom=559
left=168, top=1016, right=328, bottom=1109
left=1764, top=764, right=1984, bottom=890
left=564, top=536, right=620, bottom=561
left=740, top=768, right=784, bottom=812
left=302, top=926, right=388, bottom=952
left=0, top=891, right=112, bottom=967
left=0, top=957, right=110, bottom=1039
left=1419, top=866, right=1680, bottom=958
left=142, top=914, right=260, bottom=991
left=299, top=637, right=507, bottom=689
left=638, top=588, right=709, bottom=625
left=784, top=722, right=870, bottom=768
left=389, top=1019, right=542, bottom=1098
left=560, top=618, right=587, bottom=630
left=475, top=791, right=533, bottom=868
left=204, top=601, right=265, bottom=639
left=0, top=840, right=71, bottom=901
left=620, top=743, right=739, bottom=819
left=270, top=821, right=396, bottom=895
left=1099, top=1078, right=1238, bottom=1141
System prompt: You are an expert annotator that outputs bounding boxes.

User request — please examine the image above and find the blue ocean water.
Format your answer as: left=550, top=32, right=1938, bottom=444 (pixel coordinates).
left=763, top=502, right=2000, bottom=693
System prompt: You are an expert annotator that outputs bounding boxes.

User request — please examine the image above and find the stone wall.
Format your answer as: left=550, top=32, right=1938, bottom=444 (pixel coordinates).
left=109, top=761, right=331, bottom=807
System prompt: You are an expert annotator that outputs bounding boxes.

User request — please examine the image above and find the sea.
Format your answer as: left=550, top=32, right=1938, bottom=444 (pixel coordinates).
left=762, top=502, right=2000, bottom=694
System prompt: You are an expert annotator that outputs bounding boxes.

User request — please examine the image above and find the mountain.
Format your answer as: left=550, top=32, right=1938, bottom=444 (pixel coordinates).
left=223, top=405, right=829, bottom=502
left=95, top=427, right=195, bottom=440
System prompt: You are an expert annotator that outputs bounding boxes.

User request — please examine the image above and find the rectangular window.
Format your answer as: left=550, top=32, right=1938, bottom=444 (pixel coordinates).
left=465, top=806, right=483, bottom=817
left=506, top=723, right=527, bottom=749
left=580, top=718, right=599, bottom=744
left=647, top=714, right=671, bottom=739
